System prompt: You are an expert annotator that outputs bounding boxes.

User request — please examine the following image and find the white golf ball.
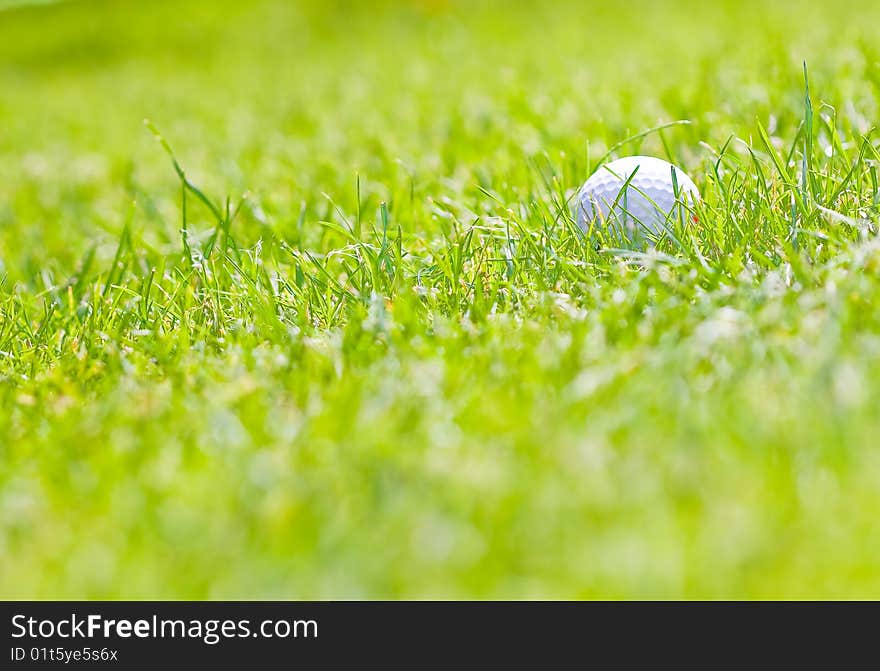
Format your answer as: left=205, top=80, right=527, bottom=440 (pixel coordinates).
left=575, top=155, right=700, bottom=239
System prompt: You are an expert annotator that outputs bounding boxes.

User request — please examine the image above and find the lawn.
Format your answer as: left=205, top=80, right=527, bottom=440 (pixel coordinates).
left=1, top=0, right=880, bottom=598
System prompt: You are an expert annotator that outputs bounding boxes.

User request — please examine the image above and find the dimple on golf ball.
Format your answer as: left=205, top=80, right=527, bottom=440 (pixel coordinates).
left=575, top=155, right=700, bottom=239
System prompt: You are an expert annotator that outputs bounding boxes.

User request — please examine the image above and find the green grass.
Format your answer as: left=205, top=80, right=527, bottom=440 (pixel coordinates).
left=2, top=0, right=880, bottom=598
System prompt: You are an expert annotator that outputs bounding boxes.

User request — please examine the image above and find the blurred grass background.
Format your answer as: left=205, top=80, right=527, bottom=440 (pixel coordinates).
left=1, top=0, right=880, bottom=598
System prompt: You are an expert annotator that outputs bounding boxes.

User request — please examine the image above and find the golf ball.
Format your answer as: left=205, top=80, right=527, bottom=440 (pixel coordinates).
left=575, top=155, right=699, bottom=239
